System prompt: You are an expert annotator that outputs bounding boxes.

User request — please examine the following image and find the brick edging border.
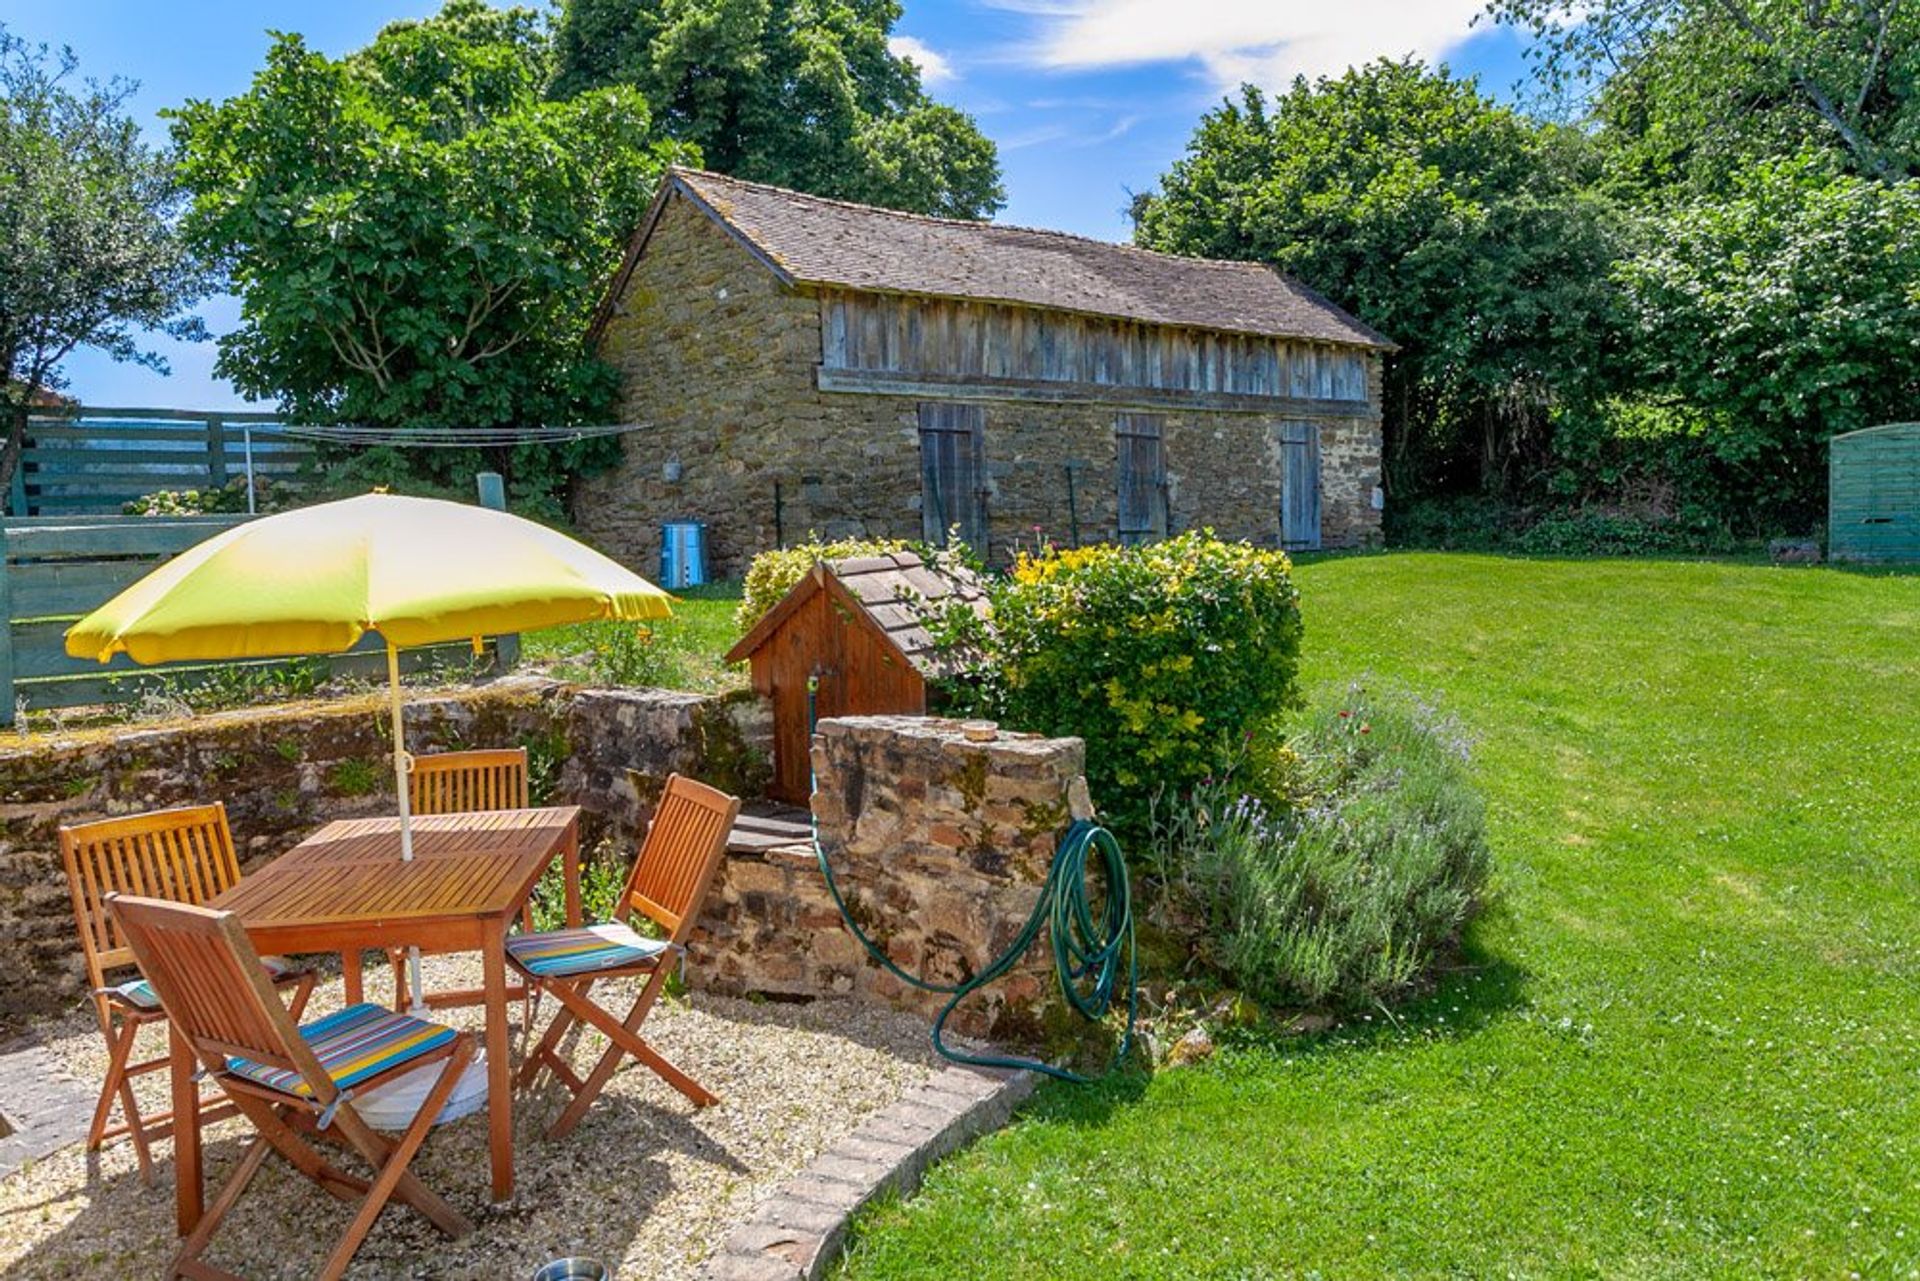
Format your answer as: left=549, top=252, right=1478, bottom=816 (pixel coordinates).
left=699, top=1062, right=1037, bottom=1280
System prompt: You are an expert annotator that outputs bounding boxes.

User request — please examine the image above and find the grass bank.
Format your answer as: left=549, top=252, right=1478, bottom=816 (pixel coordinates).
left=520, top=581, right=744, bottom=693
left=837, top=553, right=1920, bottom=1278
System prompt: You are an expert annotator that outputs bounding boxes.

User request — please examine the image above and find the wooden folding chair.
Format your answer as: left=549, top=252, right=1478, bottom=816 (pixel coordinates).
left=107, top=893, right=475, bottom=1281
left=60, top=804, right=315, bottom=1184
left=511, top=773, right=739, bottom=1138
left=387, top=748, right=535, bottom=1010
left=408, top=748, right=529, bottom=817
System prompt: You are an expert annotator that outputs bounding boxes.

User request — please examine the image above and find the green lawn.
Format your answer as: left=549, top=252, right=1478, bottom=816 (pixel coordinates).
left=520, top=580, right=744, bottom=693
left=837, top=553, right=1920, bottom=1279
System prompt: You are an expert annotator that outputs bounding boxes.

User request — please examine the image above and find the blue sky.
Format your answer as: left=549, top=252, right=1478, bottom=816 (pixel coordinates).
left=4, top=0, right=1534, bottom=410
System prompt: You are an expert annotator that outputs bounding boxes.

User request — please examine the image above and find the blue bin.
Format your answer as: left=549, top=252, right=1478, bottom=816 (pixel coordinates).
left=660, top=521, right=707, bottom=589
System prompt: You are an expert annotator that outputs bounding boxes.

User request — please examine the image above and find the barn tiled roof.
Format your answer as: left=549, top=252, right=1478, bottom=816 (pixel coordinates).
left=609, top=168, right=1391, bottom=349
left=826, top=551, right=991, bottom=679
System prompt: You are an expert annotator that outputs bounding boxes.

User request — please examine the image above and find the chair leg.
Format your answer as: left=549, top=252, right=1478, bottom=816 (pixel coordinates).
left=543, top=976, right=717, bottom=1140
left=224, top=1093, right=371, bottom=1206
left=283, top=970, right=317, bottom=1021
left=515, top=977, right=587, bottom=1090
left=167, top=1134, right=273, bottom=1281
left=92, top=1014, right=156, bottom=1183
left=388, top=949, right=409, bottom=1012
left=321, top=1044, right=475, bottom=1279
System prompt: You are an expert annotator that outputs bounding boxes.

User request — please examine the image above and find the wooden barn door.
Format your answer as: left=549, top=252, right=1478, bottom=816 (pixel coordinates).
left=1115, top=413, right=1169, bottom=543
left=1278, top=421, right=1322, bottom=550
left=918, top=403, right=987, bottom=551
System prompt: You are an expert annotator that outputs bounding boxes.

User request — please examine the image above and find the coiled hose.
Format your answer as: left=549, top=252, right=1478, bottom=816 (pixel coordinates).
left=814, top=813, right=1138, bottom=1083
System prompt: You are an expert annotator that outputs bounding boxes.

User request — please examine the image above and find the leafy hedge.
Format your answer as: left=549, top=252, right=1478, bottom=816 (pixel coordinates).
left=943, top=532, right=1304, bottom=837
left=1388, top=495, right=1743, bottom=556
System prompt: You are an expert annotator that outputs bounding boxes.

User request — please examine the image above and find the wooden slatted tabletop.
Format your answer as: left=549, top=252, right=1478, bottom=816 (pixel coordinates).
left=217, top=808, right=578, bottom=935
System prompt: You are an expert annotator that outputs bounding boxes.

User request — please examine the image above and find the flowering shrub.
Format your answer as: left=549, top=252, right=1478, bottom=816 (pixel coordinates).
left=1155, top=687, right=1490, bottom=1008
left=944, top=532, right=1304, bottom=837
left=736, top=534, right=909, bottom=631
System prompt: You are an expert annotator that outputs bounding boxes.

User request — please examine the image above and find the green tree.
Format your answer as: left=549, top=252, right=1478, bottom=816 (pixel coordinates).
left=0, top=26, right=207, bottom=486
left=550, top=0, right=1003, bottom=218
left=1487, top=0, right=1919, bottom=190
left=169, top=1, right=686, bottom=513
left=1612, top=153, right=1920, bottom=527
left=1134, top=61, right=1622, bottom=497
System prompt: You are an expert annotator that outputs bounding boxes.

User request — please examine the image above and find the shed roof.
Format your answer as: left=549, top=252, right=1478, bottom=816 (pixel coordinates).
left=597, top=168, right=1392, bottom=350
left=725, top=550, right=991, bottom=679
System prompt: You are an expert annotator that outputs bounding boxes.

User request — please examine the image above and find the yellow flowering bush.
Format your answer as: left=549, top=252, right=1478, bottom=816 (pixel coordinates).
left=946, top=532, right=1304, bottom=836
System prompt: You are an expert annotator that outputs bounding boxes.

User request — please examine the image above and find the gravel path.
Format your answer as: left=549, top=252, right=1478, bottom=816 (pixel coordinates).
left=0, top=954, right=938, bottom=1279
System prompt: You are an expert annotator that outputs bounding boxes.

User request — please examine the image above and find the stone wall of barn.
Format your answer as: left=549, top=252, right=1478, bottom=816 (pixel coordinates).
left=579, top=191, right=1384, bottom=576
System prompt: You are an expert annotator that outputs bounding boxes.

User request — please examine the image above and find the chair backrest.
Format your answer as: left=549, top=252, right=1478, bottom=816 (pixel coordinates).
left=409, top=748, right=530, bottom=816
left=60, top=803, right=242, bottom=994
left=621, top=774, right=740, bottom=942
left=105, top=893, right=324, bottom=1087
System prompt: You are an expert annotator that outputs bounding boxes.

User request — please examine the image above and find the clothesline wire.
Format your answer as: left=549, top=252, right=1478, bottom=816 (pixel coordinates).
left=264, top=422, right=653, bottom=448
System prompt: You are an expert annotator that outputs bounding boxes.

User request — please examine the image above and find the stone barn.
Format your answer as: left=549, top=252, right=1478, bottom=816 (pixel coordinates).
left=577, top=167, right=1392, bottom=575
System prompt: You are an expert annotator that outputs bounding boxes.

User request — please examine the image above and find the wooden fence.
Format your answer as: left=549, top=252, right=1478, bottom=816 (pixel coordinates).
left=11, top=407, right=316, bottom=517
left=0, top=476, right=517, bottom=725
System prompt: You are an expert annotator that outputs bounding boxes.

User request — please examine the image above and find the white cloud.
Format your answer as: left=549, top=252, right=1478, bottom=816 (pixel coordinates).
left=889, top=35, right=958, bottom=86
left=1006, top=0, right=1488, bottom=89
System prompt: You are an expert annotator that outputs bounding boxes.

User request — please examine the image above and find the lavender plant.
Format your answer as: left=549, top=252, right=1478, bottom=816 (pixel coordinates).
left=1157, top=687, right=1490, bottom=1009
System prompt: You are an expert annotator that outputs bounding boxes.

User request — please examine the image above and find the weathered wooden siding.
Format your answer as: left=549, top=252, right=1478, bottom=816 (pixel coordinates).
left=819, top=291, right=1370, bottom=408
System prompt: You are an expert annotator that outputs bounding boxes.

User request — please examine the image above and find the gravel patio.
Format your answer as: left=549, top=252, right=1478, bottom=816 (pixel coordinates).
left=0, top=952, right=939, bottom=1279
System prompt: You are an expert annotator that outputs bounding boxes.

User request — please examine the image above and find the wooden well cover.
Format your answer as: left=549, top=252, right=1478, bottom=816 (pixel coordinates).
left=726, top=552, right=990, bottom=803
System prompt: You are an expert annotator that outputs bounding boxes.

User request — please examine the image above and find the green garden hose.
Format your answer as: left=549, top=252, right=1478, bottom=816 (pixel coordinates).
left=809, top=727, right=1137, bottom=1080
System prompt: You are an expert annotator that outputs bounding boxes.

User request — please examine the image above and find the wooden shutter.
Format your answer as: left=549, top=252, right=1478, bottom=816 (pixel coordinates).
left=1115, top=413, right=1168, bottom=543
left=918, top=403, right=987, bottom=550
left=1278, top=421, right=1322, bottom=550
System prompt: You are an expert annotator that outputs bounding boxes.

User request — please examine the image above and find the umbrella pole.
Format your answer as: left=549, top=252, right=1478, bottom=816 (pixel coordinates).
left=387, top=641, right=426, bottom=1015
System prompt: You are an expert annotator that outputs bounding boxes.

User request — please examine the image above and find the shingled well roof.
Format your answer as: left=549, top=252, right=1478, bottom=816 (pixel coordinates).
left=597, top=168, right=1392, bottom=349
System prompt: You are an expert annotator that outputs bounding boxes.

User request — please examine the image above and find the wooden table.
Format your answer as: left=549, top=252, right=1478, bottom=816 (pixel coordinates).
left=172, top=806, right=581, bottom=1232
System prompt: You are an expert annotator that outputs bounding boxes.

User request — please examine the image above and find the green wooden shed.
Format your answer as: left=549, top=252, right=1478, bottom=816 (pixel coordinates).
left=1830, top=423, right=1920, bottom=562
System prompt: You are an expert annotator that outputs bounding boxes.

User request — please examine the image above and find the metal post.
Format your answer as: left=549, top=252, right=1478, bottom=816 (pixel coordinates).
left=387, top=640, right=427, bottom=1015
left=0, top=531, right=15, bottom=727
left=206, top=415, right=228, bottom=489
left=474, top=473, right=518, bottom=670
left=1064, top=461, right=1082, bottom=548
left=242, top=423, right=257, bottom=515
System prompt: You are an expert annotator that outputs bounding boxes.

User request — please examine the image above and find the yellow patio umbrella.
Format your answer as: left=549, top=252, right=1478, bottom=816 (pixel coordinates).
left=66, top=492, right=673, bottom=1009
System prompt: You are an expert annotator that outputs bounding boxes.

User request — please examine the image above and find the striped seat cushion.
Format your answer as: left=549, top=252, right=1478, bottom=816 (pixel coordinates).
left=111, top=955, right=300, bottom=1011
left=226, top=1003, right=456, bottom=1099
left=506, top=922, right=671, bottom=979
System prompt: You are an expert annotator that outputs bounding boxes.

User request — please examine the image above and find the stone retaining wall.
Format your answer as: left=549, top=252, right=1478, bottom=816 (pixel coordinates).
left=688, top=715, right=1088, bottom=1046
left=0, top=678, right=771, bottom=1021
left=4, top=687, right=1086, bottom=1053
